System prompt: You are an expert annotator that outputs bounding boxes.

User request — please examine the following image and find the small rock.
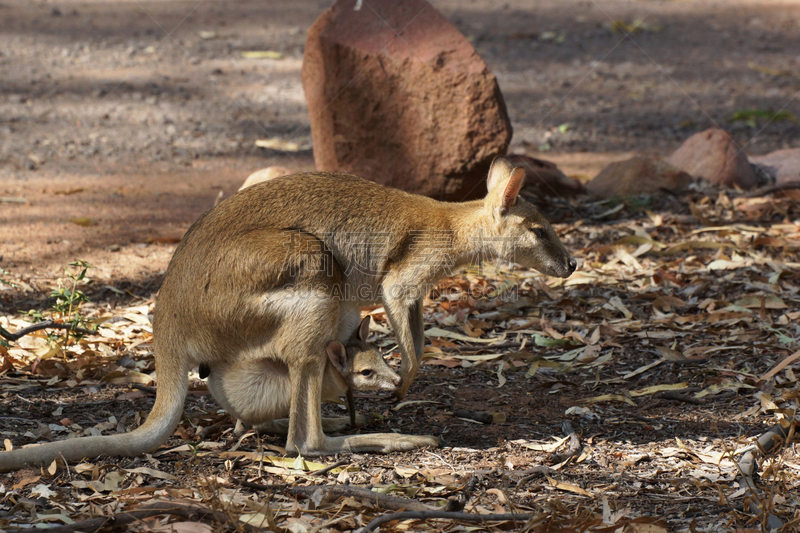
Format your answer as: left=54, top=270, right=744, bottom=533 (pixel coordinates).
left=25, top=153, right=42, bottom=170
left=666, top=127, right=758, bottom=189
left=108, top=244, right=121, bottom=252
left=505, top=154, right=586, bottom=197
left=239, top=166, right=293, bottom=190
left=51, top=7, right=62, bottom=16
left=751, top=148, right=800, bottom=184
left=586, top=157, right=693, bottom=198
left=302, top=0, right=512, bottom=200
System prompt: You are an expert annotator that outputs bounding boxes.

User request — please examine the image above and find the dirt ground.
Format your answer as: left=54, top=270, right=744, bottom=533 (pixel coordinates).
left=2, top=0, right=800, bottom=280
left=1, top=1, right=800, bottom=532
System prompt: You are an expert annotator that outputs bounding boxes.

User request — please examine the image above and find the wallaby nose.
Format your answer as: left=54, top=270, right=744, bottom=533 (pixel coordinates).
left=393, top=376, right=403, bottom=389
left=567, top=257, right=577, bottom=274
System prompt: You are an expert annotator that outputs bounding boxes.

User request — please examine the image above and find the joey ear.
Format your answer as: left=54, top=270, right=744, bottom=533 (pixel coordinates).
left=356, top=315, right=371, bottom=342
left=325, top=341, right=348, bottom=377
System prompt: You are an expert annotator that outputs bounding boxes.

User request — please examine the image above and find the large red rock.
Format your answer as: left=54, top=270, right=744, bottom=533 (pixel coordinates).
left=752, top=149, right=800, bottom=185
left=666, top=128, right=758, bottom=189
left=302, top=0, right=512, bottom=200
left=586, top=157, right=693, bottom=198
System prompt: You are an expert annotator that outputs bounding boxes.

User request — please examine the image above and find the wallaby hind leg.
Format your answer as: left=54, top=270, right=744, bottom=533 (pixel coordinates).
left=285, top=354, right=329, bottom=454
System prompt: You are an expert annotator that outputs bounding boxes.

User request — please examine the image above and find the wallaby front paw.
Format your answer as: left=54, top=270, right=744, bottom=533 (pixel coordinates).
left=392, top=385, right=410, bottom=400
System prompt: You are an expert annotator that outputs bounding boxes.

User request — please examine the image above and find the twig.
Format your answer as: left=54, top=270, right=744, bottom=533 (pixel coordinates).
left=236, top=479, right=433, bottom=511
left=439, top=342, right=522, bottom=352
left=309, top=458, right=349, bottom=476
left=736, top=419, right=796, bottom=531
left=653, top=391, right=706, bottom=404
left=0, top=319, right=95, bottom=342
left=743, top=180, right=800, bottom=198
left=346, top=387, right=357, bottom=427
left=515, top=466, right=554, bottom=489
left=355, top=510, right=534, bottom=533
left=626, top=412, right=684, bottom=425
left=131, top=383, right=157, bottom=395
left=453, top=409, right=493, bottom=424
left=197, top=421, right=235, bottom=440
left=548, top=420, right=582, bottom=465
left=1, top=501, right=262, bottom=533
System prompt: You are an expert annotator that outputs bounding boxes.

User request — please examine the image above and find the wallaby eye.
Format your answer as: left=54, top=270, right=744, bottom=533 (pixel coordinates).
left=360, top=369, right=373, bottom=377
left=530, top=228, right=546, bottom=239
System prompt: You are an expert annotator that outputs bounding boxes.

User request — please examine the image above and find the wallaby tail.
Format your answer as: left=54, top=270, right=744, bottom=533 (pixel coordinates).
left=0, top=354, right=188, bottom=472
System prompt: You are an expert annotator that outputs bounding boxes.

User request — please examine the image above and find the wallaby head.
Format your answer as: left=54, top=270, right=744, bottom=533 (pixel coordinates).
left=482, top=156, right=577, bottom=278
left=325, top=316, right=401, bottom=393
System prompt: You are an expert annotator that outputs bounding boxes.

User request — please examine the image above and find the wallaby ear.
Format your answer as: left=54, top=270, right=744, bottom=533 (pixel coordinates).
left=356, top=315, right=371, bottom=342
left=486, top=157, right=525, bottom=212
left=325, top=341, right=348, bottom=377
left=500, top=167, right=525, bottom=209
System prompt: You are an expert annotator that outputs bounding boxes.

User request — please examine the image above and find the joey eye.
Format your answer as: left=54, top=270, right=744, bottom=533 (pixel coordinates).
left=360, top=369, right=373, bottom=377
left=530, top=228, right=546, bottom=239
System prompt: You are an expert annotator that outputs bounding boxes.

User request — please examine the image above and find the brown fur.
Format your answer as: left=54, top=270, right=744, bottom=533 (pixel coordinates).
left=0, top=157, right=574, bottom=470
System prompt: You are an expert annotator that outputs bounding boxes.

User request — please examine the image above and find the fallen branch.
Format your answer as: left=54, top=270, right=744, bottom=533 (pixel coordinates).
left=743, top=180, right=800, bottom=198
left=236, top=479, right=433, bottom=511
left=1, top=501, right=261, bottom=533
left=355, top=510, right=534, bottom=533
left=0, top=319, right=95, bottom=342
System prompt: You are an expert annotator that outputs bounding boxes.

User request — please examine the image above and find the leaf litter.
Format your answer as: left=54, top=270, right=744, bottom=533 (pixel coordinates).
left=1, top=185, right=800, bottom=532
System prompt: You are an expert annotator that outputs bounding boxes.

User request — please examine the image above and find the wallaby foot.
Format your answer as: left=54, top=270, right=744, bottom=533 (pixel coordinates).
left=233, top=419, right=250, bottom=436
left=293, top=433, right=440, bottom=456
left=253, top=415, right=367, bottom=435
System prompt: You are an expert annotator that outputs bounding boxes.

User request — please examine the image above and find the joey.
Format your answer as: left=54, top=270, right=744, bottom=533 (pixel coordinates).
left=203, top=316, right=397, bottom=434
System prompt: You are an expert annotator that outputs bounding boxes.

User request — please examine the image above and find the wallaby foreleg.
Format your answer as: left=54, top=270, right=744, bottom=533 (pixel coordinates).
left=382, top=294, right=423, bottom=399
left=409, top=298, right=425, bottom=365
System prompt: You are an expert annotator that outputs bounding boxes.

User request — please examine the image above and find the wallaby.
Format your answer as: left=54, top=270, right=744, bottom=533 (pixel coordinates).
left=0, top=156, right=573, bottom=470
left=203, top=315, right=393, bottom=434
left=221, top=156, right=577, bottom=400
left=0, top=229, right=437, bottom=471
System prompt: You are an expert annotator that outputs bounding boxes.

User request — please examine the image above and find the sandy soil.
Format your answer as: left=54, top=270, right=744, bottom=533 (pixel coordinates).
left=2, top=0, right=800, bottom=289
left=2, top=3, right=800, bottom=530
